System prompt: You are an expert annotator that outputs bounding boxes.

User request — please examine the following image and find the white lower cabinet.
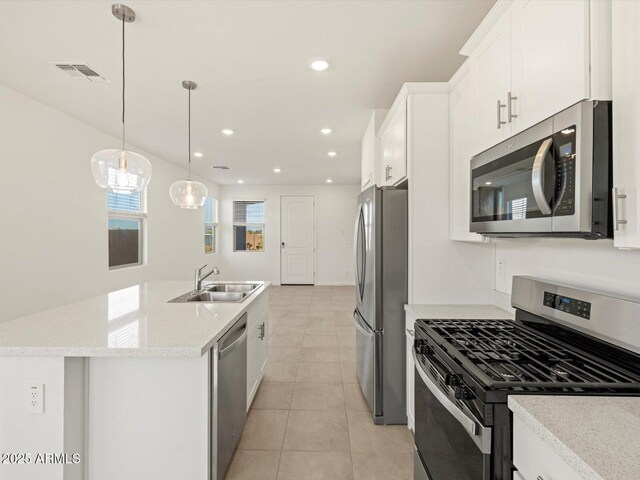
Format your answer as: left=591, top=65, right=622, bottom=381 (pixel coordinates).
left=512, top=415, right=583, bottom=480
left=405, top=312, right=416, bottom=431
left=246, top=292, right=269, bottom=410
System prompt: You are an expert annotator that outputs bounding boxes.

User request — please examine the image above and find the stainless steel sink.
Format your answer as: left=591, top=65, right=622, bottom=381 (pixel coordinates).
left=168, top=282, right=262, bottom=303
left=205, top=284, right=256, bottom=293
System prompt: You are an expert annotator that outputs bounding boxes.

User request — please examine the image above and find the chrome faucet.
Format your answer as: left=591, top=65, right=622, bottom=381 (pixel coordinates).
left=194, top=264, right=220, bottom=291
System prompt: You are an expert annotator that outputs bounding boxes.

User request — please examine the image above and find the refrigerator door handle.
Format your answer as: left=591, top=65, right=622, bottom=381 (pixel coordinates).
left=353, top=310, right=373, bottom=337
left=353, top=204, right=365, bottom=301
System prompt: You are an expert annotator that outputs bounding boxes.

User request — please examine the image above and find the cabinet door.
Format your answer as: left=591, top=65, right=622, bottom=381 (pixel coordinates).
left=510, top=0, right=590, bottom=134
left=390, top=104, right=407, bottom=184
left=450, top=67, right=484, bottom=242
left=361, top=113, right=375, bottom=190
left=380, top=127, right=394, bottom=186
left=612, top=0, right=640, bottom=248
left=470, top=9, right=511, bottom=155
left=405, top=316, right=415, bottom=432
left=246, top=321, right=262, bottom=409
left=256, top=311, right=269, bottom=377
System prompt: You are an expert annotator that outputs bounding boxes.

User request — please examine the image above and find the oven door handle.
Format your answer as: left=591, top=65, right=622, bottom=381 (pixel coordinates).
left=531, top=137, right=554, bottom=215
left=413, top=350, right=492, bottom=454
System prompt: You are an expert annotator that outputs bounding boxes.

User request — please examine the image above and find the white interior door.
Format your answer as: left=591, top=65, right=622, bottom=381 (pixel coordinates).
left=280, top=195, right=315, bottom=284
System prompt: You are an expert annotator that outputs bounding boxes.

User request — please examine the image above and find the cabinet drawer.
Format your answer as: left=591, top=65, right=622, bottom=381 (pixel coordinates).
left=513, top=415, right=583, bottom=480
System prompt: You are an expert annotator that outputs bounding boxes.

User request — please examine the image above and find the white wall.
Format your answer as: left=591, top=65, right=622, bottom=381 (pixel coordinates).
left=494, top=238, right=640, bottom=298
left=217, top=184, right=360, bottom=285
left=0, top=84, right=220, bottom=322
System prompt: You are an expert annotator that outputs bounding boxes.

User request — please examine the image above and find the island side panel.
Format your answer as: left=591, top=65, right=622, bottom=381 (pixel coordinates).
left=87, top=353, right=210, bottom=480
left=0, top=356, right=70, bottom=480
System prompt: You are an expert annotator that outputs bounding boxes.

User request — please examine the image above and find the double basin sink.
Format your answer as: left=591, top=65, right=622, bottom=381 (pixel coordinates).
left=169, top=282, right=263, bottom=304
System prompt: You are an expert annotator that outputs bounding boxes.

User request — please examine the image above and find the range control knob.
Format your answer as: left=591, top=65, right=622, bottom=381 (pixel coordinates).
left=445, top=374, right=461, bottom=387
left=419, top=343, right=434, bottom=356
left=454, top=386, right=471, bottom=400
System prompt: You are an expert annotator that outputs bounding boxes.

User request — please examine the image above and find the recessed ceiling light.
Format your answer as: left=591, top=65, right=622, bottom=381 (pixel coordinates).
left=193, top=152, right=204, bottom=158
left=326, top=178, right=333, bottom=183
left=328, top=151, right=337, bottom=157
left=485, top=181, right=493, bottom=185
left=273, top=168, right=282, bottom=173
left=221, top=129, right=234, bottom=135
left=321, top=128, right=332, bottom=135
left=237, top=179, right=244, bottom=184
left=309, top=58, right=330, bottom=71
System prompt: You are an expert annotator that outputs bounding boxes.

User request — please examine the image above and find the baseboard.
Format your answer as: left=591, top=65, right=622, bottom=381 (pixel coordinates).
left=314, top=282, right=356, bottom=286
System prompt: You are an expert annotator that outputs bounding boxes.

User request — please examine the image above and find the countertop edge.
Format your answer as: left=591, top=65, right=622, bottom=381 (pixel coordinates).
left=508, top=396, right=603, bottom=480
left=0, top=282, right=271, bottom=358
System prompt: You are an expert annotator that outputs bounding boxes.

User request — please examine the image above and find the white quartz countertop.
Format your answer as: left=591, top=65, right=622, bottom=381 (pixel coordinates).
left=0, top=281, right=270, bottom=358
left=509, top=395, right=640, bottom=480
left=404, top=304, right=514, bottom=320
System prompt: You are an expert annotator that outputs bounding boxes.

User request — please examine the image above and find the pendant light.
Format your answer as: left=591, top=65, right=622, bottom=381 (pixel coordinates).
left=169, top=81, right=208, bottom=209
left=90, top=4, right=152, bottom=193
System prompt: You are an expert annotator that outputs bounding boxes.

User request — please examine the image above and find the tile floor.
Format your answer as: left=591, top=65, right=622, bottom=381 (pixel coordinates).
left=226, top=285, right=414, bottom=480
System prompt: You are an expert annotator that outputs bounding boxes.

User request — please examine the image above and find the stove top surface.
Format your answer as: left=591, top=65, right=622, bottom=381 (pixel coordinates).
left=416, top=318, right=640, bottom=394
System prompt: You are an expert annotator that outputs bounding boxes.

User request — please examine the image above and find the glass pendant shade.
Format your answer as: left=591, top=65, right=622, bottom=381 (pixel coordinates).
left=91, top=149, right=152, bottom=193
left=169, top=180, right=207, bottom=209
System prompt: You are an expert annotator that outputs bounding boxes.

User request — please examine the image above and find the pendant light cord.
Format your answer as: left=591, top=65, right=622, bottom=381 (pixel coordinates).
left=188, top=87, right=192, bottom=180
left=121, top=16, right=126, bottom=151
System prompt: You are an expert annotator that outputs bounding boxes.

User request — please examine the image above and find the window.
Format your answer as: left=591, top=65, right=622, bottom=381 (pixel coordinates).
left=108, top=190, right=146, bottom=268
left=233, top=200, right=265, bottom=252
left=204, top=197, right=218, bottom=254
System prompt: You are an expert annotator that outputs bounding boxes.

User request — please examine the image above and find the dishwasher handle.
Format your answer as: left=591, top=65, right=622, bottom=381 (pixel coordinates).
left=219, top=314, right=248, bottom=359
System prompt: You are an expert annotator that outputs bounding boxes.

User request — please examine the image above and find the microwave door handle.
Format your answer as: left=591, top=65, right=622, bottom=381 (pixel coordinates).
left=531, top=138, right=554, bottom=215
left=412, top=350, right=493, bottom=454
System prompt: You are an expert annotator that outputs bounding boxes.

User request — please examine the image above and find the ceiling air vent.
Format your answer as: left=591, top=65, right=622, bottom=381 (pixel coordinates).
left=52, top=63, right=108, bottom=82
left=211, top=165, right=231, bottom=171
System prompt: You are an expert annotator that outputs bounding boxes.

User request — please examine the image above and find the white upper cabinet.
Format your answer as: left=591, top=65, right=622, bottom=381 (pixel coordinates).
left=467, top=0, right=603, bottom=157
left=612, top=0, right=640, bottom=249
left=469, top=9, right=512, bottom=155
left=449, top=64, right=484, bottom=242
left=361, top=113, right=375, bottom=190
left=361, top=110, right=388, bottom=191
left=510, top=0, right=590, bottom=135
left=380, top=102, right=407, bottom=186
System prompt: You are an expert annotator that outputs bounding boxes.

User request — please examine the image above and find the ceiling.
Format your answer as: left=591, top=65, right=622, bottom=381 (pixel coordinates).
left=0, top=0, right=494, bottom=185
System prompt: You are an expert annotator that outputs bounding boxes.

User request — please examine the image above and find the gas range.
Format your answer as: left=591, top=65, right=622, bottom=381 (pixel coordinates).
left=412, top=276, right=640, bottom=480
left=416, top=318, right=640, bottom=403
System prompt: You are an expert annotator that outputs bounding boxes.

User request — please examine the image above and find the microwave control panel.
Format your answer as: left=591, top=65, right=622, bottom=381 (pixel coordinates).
left=544, top=291, right=591, bottom=319
left=553, top=153, right=576, bottom=216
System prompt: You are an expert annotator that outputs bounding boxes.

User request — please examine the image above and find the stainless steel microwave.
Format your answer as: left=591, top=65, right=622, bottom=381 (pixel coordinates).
left=470, top=100, right=612, bottom=239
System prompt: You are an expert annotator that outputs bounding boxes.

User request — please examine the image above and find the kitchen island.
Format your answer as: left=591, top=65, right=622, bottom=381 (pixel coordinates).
left=0, top=281, right=270, bottom=480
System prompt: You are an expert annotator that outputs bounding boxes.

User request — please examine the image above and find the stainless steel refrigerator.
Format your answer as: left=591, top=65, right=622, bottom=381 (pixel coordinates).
left=353, top=185, right=407, bottom=425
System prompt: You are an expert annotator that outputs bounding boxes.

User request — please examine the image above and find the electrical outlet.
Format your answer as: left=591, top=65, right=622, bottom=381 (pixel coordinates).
left=26, top=383, right=44, bottom=414
left=497, top=260, right=506, bottom=284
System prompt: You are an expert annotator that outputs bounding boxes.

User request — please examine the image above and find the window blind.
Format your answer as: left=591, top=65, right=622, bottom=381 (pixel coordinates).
left=108, top=191, right=144, bottom=213
left=233, top=201, right=265, bottom=224
left=204, top=197, right=217, bottom=223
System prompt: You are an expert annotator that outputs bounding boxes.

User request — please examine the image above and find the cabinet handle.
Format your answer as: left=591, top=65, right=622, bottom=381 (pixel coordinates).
left=388, top=166, right=393, bottom=180
left=612, top=187, right=628, bottom=231
left=385, top=165, right=392, bottom=181
left=507, top=91, right=518, bottom=122
left=496, top=100, right=507, bottom=129
left=259, top=322, right=266, bottom=340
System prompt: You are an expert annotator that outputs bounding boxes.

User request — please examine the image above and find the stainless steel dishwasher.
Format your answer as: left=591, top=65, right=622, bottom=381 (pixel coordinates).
left=212, top=313, right=247, bottom=480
